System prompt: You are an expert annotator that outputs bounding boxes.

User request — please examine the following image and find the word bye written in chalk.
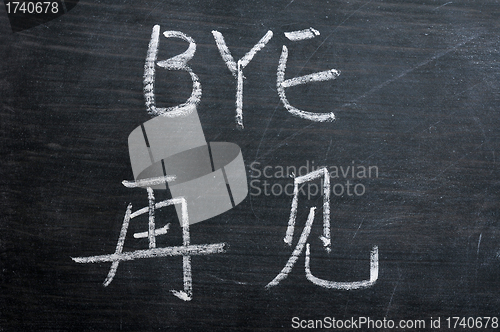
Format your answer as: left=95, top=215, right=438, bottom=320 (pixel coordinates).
left=145, top=26, right=340, bottom=128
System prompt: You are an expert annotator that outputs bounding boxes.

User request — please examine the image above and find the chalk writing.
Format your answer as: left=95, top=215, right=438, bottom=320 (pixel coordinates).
left=146, top=25, right=340, bottom=128
left=144, top=25, right=201, bottom=118
left=72, top=176, right=226, bottom=301
left=74, top=26, right=375, bottom=300
left=278, top=29, right=339, bottom=122
left=284, top=27, right=320, bottom=41
left=266, top=168, right=379, bottom=290
left=212, top=30, right=274, bottom=129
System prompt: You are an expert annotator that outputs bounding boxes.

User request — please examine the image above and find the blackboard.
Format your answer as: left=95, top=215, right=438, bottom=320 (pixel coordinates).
left=2, top=0, right=500, bottom=331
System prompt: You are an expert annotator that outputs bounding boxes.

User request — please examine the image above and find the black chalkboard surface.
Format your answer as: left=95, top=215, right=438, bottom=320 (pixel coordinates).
left=2, top=0, right=500, bottom=331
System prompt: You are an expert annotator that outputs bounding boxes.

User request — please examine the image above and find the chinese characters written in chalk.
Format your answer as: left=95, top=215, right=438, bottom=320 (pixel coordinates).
left=72, top=176, right=226, bottom=302
left=266, top=167, right=379, bottom=290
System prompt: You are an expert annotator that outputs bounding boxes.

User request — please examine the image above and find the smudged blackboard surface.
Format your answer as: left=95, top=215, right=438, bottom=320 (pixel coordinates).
left=1, top=0, right=499, bottom=331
